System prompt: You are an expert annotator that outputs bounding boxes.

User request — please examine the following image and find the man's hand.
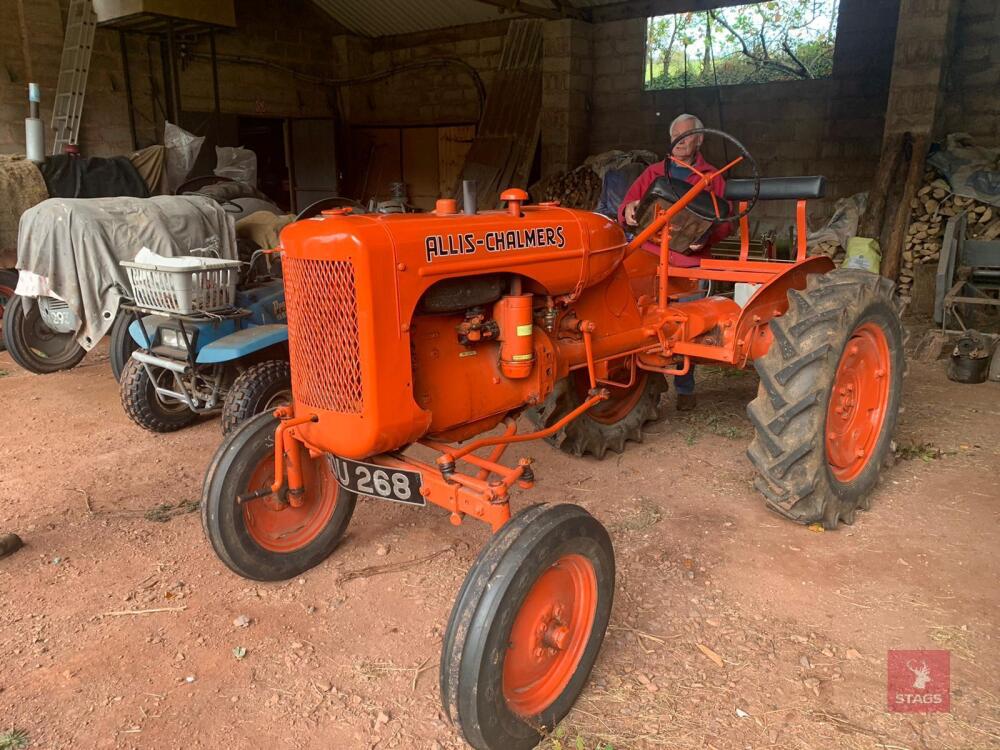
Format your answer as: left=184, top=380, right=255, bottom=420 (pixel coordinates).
left=623, top=200, right=639, bottom=225
left=688, top=242, right=705, bottom=252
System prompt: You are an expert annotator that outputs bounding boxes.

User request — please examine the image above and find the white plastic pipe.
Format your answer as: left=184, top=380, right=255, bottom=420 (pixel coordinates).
left=25, top=83, right=44, bottom=163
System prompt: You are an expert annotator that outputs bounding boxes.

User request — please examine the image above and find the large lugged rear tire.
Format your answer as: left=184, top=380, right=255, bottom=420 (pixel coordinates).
left=530, top=367, right=666, bottom=459
left=441, top=504, right=614, bottom=750
left=2, top=294, right=86, bottom=374
left=747, top=269, right=904, bottom=528
left=202, top=412, right=357, bottom=581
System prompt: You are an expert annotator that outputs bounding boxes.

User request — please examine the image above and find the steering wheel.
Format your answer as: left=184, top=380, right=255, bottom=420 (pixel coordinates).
left=665, top=127, right=759, bottom=222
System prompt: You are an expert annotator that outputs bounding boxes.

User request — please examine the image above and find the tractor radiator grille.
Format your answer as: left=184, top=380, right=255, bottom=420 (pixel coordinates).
left=283, top=257, right=363, bottom=414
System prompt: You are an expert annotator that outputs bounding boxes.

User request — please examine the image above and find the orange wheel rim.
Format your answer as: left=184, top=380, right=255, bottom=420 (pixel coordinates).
left=825, top=322, right=891, bottom=482
left=502, top=554, right=598, bottom=717
left=572, top=369, right=647, bottom=425
left=242, top=453, right=338, bottom=553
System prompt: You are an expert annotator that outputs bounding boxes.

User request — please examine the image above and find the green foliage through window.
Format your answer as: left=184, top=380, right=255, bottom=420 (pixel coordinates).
left=643, top=0, right=840, bottom=90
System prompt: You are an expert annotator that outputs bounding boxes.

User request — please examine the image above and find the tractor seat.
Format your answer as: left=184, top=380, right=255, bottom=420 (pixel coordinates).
left=725, top=176, right=826, bottom=201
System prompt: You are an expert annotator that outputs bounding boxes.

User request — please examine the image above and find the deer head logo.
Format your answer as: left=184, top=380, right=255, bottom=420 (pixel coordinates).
left=907, top=660, right=932, bottom=689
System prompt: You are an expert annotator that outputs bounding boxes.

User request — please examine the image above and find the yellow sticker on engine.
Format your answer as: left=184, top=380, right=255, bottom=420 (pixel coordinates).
left=512, top=353, right=534, bottom=361
left=516, top=324, right=533, bottom=336
left=459, top=350, right=477, bottom=358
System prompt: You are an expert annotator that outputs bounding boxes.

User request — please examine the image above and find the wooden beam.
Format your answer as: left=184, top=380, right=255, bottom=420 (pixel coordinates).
left=882, top=133, right=929, bottom=283
left=857, top=132, right=905, bottom=239
left=591, top=0, right=750, bottom=24
left=469, top=0, right=590, bottom=22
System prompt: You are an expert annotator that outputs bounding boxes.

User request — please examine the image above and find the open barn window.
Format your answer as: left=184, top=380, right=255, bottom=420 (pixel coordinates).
left=643, top=0, right=840, bottom=90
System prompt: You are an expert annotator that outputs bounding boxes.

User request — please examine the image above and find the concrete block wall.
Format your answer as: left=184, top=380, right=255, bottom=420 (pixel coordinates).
left=341, top=23, right=508, bottom=127
left=0, top=0, right=345, bottom=158
left=587, top=0, right=901, bottom=226
left=942, top=0, right=1000, bottom=142
left=541, top=19, right=593, bottom=177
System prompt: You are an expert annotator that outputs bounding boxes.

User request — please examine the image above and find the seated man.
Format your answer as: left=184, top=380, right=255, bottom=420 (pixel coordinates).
left=618, top=113, right=733, bottom=411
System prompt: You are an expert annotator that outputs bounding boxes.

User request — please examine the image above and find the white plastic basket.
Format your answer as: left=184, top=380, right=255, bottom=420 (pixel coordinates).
left=122, top=256, right=241, bottom=315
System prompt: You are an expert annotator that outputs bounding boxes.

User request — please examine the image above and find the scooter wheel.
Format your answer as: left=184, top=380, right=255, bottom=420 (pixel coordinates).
left=201, top=412, right=357, bottom=581
left=2, top=294, right=86, bottom=374
left=440, top=504, right=614, bottom=750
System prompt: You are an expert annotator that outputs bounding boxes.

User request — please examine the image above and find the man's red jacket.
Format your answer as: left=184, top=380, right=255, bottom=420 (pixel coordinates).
left=618, top=153, right=733, bottom=268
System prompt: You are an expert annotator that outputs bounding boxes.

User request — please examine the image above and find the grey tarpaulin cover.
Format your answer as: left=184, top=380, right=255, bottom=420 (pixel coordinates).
left=927, top=133, right=1000, bottom=208
left=16, top=195, right=236, bottom=349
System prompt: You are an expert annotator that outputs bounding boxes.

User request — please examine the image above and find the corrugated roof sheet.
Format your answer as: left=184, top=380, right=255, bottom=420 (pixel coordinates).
left=310, top=0, right=510, bottom=37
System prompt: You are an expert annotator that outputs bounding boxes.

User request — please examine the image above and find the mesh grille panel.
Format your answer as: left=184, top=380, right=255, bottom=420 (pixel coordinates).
left=283, top=257, right=363, bottom=413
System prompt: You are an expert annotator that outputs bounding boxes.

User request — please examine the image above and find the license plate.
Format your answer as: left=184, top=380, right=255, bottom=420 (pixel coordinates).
left=328, top=455, right=425, bottom=506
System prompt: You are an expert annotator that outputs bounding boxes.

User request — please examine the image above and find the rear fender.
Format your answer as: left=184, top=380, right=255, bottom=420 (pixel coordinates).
left=196, top=323, right=288, bottom=364
left=734, top=255, right=835, bottom=364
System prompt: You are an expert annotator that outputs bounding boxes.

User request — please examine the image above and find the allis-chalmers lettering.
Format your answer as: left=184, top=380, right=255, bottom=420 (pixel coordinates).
left=425, top=226, right=566, bottom=262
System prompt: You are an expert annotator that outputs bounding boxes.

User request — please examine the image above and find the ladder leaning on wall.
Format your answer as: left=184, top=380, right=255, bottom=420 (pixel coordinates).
left=51, top=0, right=97, bottom=155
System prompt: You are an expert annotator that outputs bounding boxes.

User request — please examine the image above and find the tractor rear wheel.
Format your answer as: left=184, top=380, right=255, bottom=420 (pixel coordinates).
left=202, top=412, right=357, bottom=581
left=530, top=365, right=666, bottom=459
left=440, top=504, right=614, bottom=750
left=747, top=269, right=904, bottom=528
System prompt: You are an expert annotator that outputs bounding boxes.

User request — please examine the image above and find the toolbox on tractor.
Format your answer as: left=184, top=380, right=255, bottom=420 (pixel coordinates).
left=201, top=129, right=904, bottom=750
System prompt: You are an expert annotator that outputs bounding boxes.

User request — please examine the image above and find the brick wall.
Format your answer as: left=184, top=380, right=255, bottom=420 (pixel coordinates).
left=587, top=0, right=901, bottom=225
left=942, top=0, right=1000, bottom=142
left=0, top=0, right=345, bottom=157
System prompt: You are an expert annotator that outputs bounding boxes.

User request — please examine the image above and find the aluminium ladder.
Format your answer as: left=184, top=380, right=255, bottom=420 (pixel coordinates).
left=51, top=0, right=97, bottom=155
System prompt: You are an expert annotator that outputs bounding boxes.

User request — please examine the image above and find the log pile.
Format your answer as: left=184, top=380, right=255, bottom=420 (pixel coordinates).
left=537, top=165, right=602, bottom=209
left=809, top=238, right=847, bottom=264
left=897, top=168, right=1000, bottom=303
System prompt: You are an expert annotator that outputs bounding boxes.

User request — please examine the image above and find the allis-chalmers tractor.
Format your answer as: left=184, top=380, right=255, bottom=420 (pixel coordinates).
left=202, top=130, right=903, bottom=750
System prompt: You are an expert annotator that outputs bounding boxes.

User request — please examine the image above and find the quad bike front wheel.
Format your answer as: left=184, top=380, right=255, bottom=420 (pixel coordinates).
left=119, top=357, right=198, bottom=432
left=747, top=269, right=904, bottom=528
left=2, top=294, right=86, bottom=373
left=530, top=364, right=666, bottom=459
left=441, top=504, right=614, bottom=750
left=202, top=412, right=357, bottom=581
left=221, top=360, right=292, bottom=435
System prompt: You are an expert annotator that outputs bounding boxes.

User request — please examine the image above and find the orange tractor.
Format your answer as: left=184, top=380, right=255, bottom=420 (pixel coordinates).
left=202, top=130, right=903, bottom=749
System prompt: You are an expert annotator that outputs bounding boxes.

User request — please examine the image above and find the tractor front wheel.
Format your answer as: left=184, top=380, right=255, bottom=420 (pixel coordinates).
left=202, top=412, right=357, bottom=581
left=531, top=364, right=666, bottom=459
left=441, top=504, right=614, bottom=750
left=747, top=269, right=904, bottom=528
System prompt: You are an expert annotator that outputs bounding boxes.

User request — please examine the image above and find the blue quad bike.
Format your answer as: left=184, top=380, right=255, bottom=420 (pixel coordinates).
left=118, top=258, right=290, bottom=434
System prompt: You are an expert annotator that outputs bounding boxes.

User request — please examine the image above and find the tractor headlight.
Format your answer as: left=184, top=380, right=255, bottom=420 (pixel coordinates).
left=159, top=328, right=183, bottom=349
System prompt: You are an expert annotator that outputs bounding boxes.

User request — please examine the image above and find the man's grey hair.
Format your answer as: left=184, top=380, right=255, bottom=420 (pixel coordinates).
left=669, top=113, right=704, bottom=136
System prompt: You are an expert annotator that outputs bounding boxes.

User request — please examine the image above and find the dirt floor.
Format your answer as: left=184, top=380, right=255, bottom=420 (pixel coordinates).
left=1, top=330, right=998, bottom=750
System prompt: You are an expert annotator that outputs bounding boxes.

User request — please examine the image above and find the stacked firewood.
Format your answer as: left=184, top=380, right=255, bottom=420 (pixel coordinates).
left=898, top=169, right=1000, bottom=302
left=809, top=238, right=846, bottom=264
left=537, top=165, right=602, bottom=209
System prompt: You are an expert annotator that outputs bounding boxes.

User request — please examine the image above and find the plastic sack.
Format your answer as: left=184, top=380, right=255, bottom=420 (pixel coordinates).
left=807, top=191, right=867, bottom=250
left=842, top=236, right=881, bottom=273
left=214, top=146, right=258, bottom=187
left=164, top=122, right=205, bottom=193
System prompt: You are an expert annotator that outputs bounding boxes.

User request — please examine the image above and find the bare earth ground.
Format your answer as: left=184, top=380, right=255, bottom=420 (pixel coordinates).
left=1, top=333, right=998, bottom=750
